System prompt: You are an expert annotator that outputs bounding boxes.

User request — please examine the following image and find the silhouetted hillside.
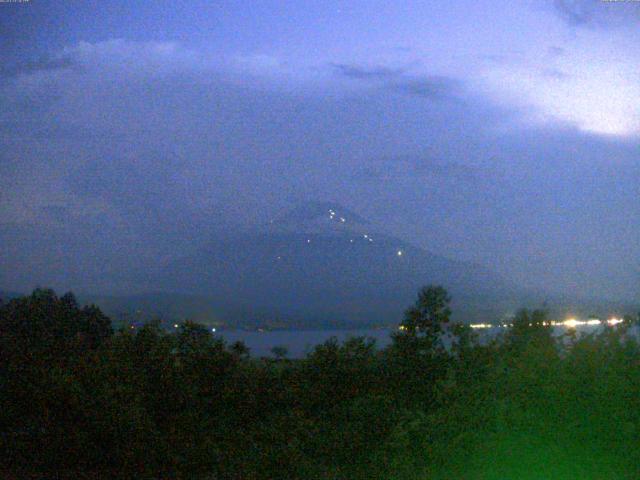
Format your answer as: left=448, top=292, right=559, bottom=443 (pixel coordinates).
left=160, top=202, right=522, bottom=325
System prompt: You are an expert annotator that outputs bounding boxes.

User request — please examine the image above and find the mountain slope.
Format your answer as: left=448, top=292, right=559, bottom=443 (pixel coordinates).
left=160, top=202, right=521, bottom=324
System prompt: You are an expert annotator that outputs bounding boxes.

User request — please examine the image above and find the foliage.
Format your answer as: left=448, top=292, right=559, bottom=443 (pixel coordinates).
left=2, top=287, right=640, bottom=478
left=400, top=285, right=451, bottom=342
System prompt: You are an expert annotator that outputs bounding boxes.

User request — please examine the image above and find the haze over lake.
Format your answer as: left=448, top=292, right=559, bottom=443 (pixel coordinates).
left=218, top=323, right=637, bottom=358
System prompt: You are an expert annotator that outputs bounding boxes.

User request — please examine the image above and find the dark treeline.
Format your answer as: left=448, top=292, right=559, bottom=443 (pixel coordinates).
left=2, top=287, right=640, bottom=479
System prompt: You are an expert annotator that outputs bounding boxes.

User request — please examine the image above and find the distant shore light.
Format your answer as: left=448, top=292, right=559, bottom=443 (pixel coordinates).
left=564, top=318, right=580, bottom=328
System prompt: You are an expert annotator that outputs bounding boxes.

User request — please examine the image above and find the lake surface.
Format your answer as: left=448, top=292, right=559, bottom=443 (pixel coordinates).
left=215, top=324, right=636, bottom=358
left=216, top=328, right=395, bottom=358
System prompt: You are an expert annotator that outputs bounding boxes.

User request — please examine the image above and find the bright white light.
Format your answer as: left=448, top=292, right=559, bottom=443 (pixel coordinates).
left=211, top=327, right=216, bottom=332
left=608, top=317, right=624, bottom=326
left=363, top=234, right=368, bottom=238
left=173, top=323, right=179, bottom=328
left=564, top=318, right=581, bottom=328
left=307, top=239, right=311, bottom=243
left=482, top=43, right=640, bottom=137
left=340, top=217, right=346, bottom=223
left=586, top=319, right=601, bottom=326
left=470, top=323, right=492, bottom=329
left=397, top=250, right=403, bottom=256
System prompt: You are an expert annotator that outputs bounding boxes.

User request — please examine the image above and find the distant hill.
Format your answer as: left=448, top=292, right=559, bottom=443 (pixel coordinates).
left=6, top=202, right=631, bottom=328
left=158, top=202, right=525, bottom=325
left=0, top=290, right=21, bottom=302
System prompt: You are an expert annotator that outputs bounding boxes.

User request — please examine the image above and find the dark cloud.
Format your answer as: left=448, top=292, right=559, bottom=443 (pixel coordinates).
left=68, top=152, right=187, bottom=217
left=0, top=54, right=76, bottom=79
left=2, top=39, right=639, bottom=301
left=354, top=155, right=478, bottom=182
left=332, top=62, right=459, bottom=100
left=332, top=63, right=405, bottom=81
left=40, top=205, right=71, bottom=223
left=412, top=158, right=477, bottom=180
left=478, top=51, right=525, bottom=65
left=0, top=120, right=97, bottom=142
left=552, top=0, right=640, bottom=27
left=547, top=46, right=565, bottom=57
left=553, top=0, right=594, bottom=26
left=391, top=75, right=460, bottom=100
left=540, top=68, right=570, bottom=80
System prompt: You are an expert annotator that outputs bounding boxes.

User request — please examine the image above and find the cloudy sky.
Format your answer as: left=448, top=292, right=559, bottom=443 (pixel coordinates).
left=1, top=0, right=639, bottom=299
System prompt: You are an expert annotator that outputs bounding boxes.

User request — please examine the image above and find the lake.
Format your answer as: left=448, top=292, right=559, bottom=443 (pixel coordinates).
left=216, top=328, right=395, bottom=358
left=214, top=324, right=635, bottom=358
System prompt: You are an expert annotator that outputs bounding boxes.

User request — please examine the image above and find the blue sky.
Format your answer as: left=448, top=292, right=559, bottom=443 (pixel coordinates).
left=1, top=0, right=639, bottom=299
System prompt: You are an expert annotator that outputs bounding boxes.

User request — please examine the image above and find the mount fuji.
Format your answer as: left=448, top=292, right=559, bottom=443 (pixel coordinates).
left=158, top=201, right=523, bottom=326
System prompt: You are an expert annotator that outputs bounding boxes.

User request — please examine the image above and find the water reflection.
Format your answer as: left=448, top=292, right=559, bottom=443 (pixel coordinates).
left=216, top=321, right=635, bottom=358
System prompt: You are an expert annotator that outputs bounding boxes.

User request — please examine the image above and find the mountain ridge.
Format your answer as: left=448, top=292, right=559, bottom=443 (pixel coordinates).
left=158, top=201, right=521, bottom=324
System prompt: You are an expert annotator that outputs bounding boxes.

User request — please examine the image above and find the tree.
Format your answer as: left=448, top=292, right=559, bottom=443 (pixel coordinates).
left=385, top=286, right=453, bottom=409
left=399, top=285, right=451, bottom=345
left=271, top=345, right=289, bottom=360
left=177, top=320, right=213, bottom=355
left=0, top=289, right=113, bottom=473
left=0, top=288, right=112, bottom=365
left=504, top=308, right=554, bottom=352
left=230, top=340, right=250, bottom=358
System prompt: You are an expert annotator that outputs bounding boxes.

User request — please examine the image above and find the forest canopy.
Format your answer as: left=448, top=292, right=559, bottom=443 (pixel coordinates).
left=1, top=287, right=640, bottom=479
